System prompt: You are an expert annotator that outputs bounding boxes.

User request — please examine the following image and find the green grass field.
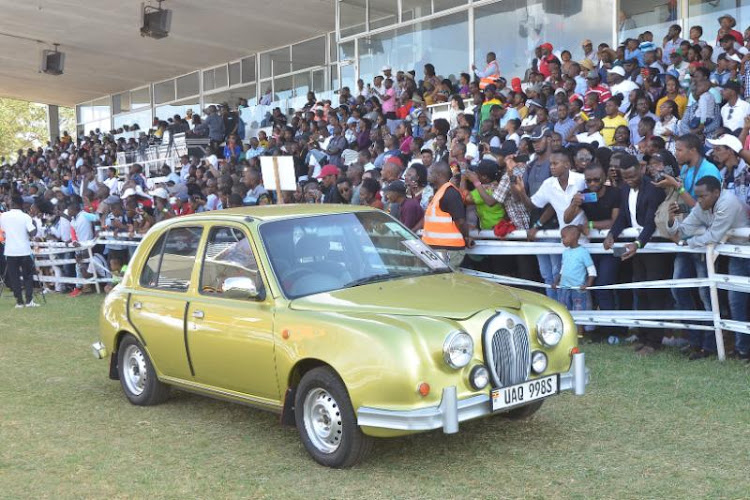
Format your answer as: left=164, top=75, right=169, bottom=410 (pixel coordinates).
left=1, top=294, right=749, bottom=499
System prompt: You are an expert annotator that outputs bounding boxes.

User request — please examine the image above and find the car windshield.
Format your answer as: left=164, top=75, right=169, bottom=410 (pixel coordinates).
left=259, top=211, right=452, bottom=299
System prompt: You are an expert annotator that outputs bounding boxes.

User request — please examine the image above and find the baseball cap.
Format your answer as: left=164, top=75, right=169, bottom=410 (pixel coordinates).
left=381, top=65, right=392, bottom=72
left=639, top=41, right=656, bottom=52
left=708, top=134, right=743, bottom=154
left=493, top=140, right=518, bottom=156
left=316, top=164, right=340, bottom=179
left=384, top=156, right=403, bottom=168
left=554, top=88, right=567, bottom=96
left=511, top=77, right=523, bottom=93
left=607, top=66, right=626, bottom=77
left=105, top=195, right=121, bottom=205
left=150, top=187, right=169, bottom=200
left=527, top=98, right=544, bottom=109
left=530, top=127, right=551, bottom=141
left=384, top=180, right=406, bottom=194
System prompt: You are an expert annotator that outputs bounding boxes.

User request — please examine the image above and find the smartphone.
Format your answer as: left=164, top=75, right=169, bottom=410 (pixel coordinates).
left=510, top=174, right=518, bottom=183
left=612, top=246, right=627, bottom=258
left=515, top=154, right=530, bottom=163
left=678, top=204, right=690, bottom=214
left=582, top=192, right=598, bottom=203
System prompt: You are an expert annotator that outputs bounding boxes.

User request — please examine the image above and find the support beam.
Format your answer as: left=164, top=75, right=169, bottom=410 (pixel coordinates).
left=46, top=104, right=60, bottom=143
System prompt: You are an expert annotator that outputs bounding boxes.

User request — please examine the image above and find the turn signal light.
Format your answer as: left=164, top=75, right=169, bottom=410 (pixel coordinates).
left=281, top=329, right=290, bottom=340
left=570, top=346, right=581, bottom=356
left=417, top=382, right=430, bottom=397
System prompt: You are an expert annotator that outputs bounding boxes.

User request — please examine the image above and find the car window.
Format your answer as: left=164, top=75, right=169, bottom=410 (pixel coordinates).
left=140, top=226, right=203, bottom=292
left=139, top=233, right=166, bottom=287
left=199, top=226, right=260, bottom=297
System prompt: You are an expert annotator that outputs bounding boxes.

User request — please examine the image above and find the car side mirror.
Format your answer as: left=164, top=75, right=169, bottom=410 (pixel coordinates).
left=223, top=276, right=263, bottom=300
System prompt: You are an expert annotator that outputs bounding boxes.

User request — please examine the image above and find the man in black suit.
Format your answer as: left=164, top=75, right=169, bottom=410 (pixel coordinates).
left=603, top=154, right=671, bottom=355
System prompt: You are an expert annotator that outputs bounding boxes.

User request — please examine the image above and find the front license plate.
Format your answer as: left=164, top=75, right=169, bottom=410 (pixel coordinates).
left=491, top=375, right=559, bottom=412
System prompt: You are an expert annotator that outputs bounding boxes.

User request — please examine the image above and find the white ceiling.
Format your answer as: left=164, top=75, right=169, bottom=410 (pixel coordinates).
left=0, top=0, right=336, bottom=107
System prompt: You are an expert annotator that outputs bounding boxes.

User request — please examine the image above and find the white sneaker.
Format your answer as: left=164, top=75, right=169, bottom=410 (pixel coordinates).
left=25, top=301, right=40, bottom=308
left=624, top=334, right=639, bottom=343
left=15, top=304, right=25, bottom=309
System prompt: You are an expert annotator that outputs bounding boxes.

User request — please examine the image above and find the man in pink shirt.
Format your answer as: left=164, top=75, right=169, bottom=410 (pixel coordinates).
left=381, top=78, right=397, bottom=119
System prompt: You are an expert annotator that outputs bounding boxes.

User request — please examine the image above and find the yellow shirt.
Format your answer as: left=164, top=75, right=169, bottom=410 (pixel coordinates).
left=601, top=115, right=628, bottom=146
left=656, top=94, right=687, bottom=118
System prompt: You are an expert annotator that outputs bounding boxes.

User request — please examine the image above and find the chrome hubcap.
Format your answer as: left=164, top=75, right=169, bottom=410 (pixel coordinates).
left=122, top=344, right=147, bottom=396
left=303, top=388, right=343, bottom=454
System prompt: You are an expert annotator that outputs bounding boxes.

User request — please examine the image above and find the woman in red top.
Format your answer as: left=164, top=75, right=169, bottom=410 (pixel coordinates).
left=358, top=177, right=384, bottom=210
left=716, top=14, right=744, bottom=45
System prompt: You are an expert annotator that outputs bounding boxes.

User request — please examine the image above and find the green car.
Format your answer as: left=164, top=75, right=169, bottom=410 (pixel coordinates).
left=93, top=205, right=589, bottom=468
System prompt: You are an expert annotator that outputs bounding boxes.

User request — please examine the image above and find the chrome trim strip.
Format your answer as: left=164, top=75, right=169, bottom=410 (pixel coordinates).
left=160, top=376, right=283, bottom=411
left=357, top=353, right=590, bottom=432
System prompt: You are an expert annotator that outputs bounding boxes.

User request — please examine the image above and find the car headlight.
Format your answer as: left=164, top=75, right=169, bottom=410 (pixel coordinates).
left=469, top=365, right=489, bottom=390
left=537, top=312, right=564, bottom=347
left=443, top=331, right=473, bottom=369
left=531, top=351, right=548, bottom=374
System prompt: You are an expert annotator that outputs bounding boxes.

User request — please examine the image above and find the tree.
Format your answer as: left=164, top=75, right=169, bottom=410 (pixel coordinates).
left=0, top=98, right=75, bottom=162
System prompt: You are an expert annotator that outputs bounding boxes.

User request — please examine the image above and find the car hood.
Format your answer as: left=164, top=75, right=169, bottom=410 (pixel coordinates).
left=289, top=272, right=521, bottom=320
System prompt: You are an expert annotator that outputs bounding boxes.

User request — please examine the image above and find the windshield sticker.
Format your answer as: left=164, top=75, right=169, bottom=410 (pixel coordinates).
left=402, top=240, right=450, bottom=270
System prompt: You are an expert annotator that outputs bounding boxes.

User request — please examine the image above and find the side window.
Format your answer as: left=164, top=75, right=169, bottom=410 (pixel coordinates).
left=139, top=233, right=166, bottom=287
left=140, top=227, right=203, bottom=291
left=200, top=226, right=260, bottom=297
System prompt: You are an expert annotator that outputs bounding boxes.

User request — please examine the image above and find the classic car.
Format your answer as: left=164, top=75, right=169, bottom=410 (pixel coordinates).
left=93, top=205, right=589, bottom=467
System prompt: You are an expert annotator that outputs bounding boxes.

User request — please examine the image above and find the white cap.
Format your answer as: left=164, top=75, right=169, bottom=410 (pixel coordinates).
left=381, top=65, right=392, bottom=72
left=150, top=187, right=169, bottom=200
left=708, top=134, right=743, bottom=154
left=607, top=66, right=626, bottom=77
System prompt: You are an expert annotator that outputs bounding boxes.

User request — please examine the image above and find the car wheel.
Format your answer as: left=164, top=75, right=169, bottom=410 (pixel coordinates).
left=294, top=367, right=373, bottom=468
left=117, top=334, right=169, bottom=406
left=503, top=400, right=544, bottom=420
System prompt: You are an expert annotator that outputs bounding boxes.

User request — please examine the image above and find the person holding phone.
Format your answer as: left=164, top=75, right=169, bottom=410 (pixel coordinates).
left=564, top=162, right=621, bottom=328
left=604, top=154, right=669, bottom=355
left=666, top=176, right=749, bottom=360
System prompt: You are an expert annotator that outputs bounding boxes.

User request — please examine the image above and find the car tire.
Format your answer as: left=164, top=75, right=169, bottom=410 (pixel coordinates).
left=117, top=334, right=170, bottom=406
left=294, top=367, right=373, bottom=468
left=503, top=400, right=544, bottom=420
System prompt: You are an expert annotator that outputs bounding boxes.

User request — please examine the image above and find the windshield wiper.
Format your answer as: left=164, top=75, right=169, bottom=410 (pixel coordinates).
left=344, top=270, right=434, bottom=289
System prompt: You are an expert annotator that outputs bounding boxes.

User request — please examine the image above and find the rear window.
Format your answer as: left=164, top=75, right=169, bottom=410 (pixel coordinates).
left=139, top=227, right=203, bottom=291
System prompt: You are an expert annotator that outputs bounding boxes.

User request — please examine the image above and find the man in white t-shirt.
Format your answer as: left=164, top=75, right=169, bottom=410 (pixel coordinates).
left=0, top=196, right=39, bottom=307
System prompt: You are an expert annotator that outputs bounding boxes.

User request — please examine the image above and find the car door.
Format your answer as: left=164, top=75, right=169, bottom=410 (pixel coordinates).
left=186, top=224, right=279, bottom=403
left=129, top=225, right=204, bottom=381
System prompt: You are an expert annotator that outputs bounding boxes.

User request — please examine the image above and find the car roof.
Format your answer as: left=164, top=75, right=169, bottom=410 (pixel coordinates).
left=173, top=204, right=380, bottom=223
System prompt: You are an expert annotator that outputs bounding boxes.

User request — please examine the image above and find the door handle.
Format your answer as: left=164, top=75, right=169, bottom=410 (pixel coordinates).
left=133, top=301, right=142, bottom=310
left=192, top=310, right=205, bottom=319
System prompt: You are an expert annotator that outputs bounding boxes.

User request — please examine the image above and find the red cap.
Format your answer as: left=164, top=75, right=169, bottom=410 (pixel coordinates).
left=569, top=93, right=584, bottom=104
left=540, top=42, right=553, bottom=51
left=316, top=164, right=340, bottom=179
left=384, top=156, right=403, bottom=167
left=511, top=77, right=522, bottom=93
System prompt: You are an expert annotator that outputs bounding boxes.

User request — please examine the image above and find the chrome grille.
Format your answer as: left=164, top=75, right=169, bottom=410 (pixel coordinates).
left=484, top=316, right=531, bottom=388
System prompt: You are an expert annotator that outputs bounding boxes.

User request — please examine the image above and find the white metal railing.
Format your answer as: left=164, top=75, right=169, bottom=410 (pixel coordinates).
left=23, top=226, right=750, bottom=362
left=464, top=227, right=750, bottom=361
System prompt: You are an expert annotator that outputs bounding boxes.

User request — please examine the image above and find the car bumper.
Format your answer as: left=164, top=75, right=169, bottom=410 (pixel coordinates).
left=357, top=352, right=589, bottom=433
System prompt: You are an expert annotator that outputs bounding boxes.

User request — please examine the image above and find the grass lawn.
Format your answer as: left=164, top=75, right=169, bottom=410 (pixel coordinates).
left=1, top=294, right=749, bottom=499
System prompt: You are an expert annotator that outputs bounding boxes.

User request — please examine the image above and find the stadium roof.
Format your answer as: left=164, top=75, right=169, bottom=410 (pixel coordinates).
left=0, top=0, right=335, bottom=107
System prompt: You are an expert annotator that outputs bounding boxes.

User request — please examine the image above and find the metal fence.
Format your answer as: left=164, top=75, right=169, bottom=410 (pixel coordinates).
left=23, top=226, right=750, bottom=362
left=464, top=227, right=750, bottom=361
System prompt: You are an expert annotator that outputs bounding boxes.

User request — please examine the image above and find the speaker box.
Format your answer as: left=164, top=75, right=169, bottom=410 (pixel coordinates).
left=141, top=7, right=172, bottom=39
left=41, top=50, right=65, bottom=75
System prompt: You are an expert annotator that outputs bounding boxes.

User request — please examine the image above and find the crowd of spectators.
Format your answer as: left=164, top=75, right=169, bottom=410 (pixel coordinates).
left=2, top=15, right=750, bottom=362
